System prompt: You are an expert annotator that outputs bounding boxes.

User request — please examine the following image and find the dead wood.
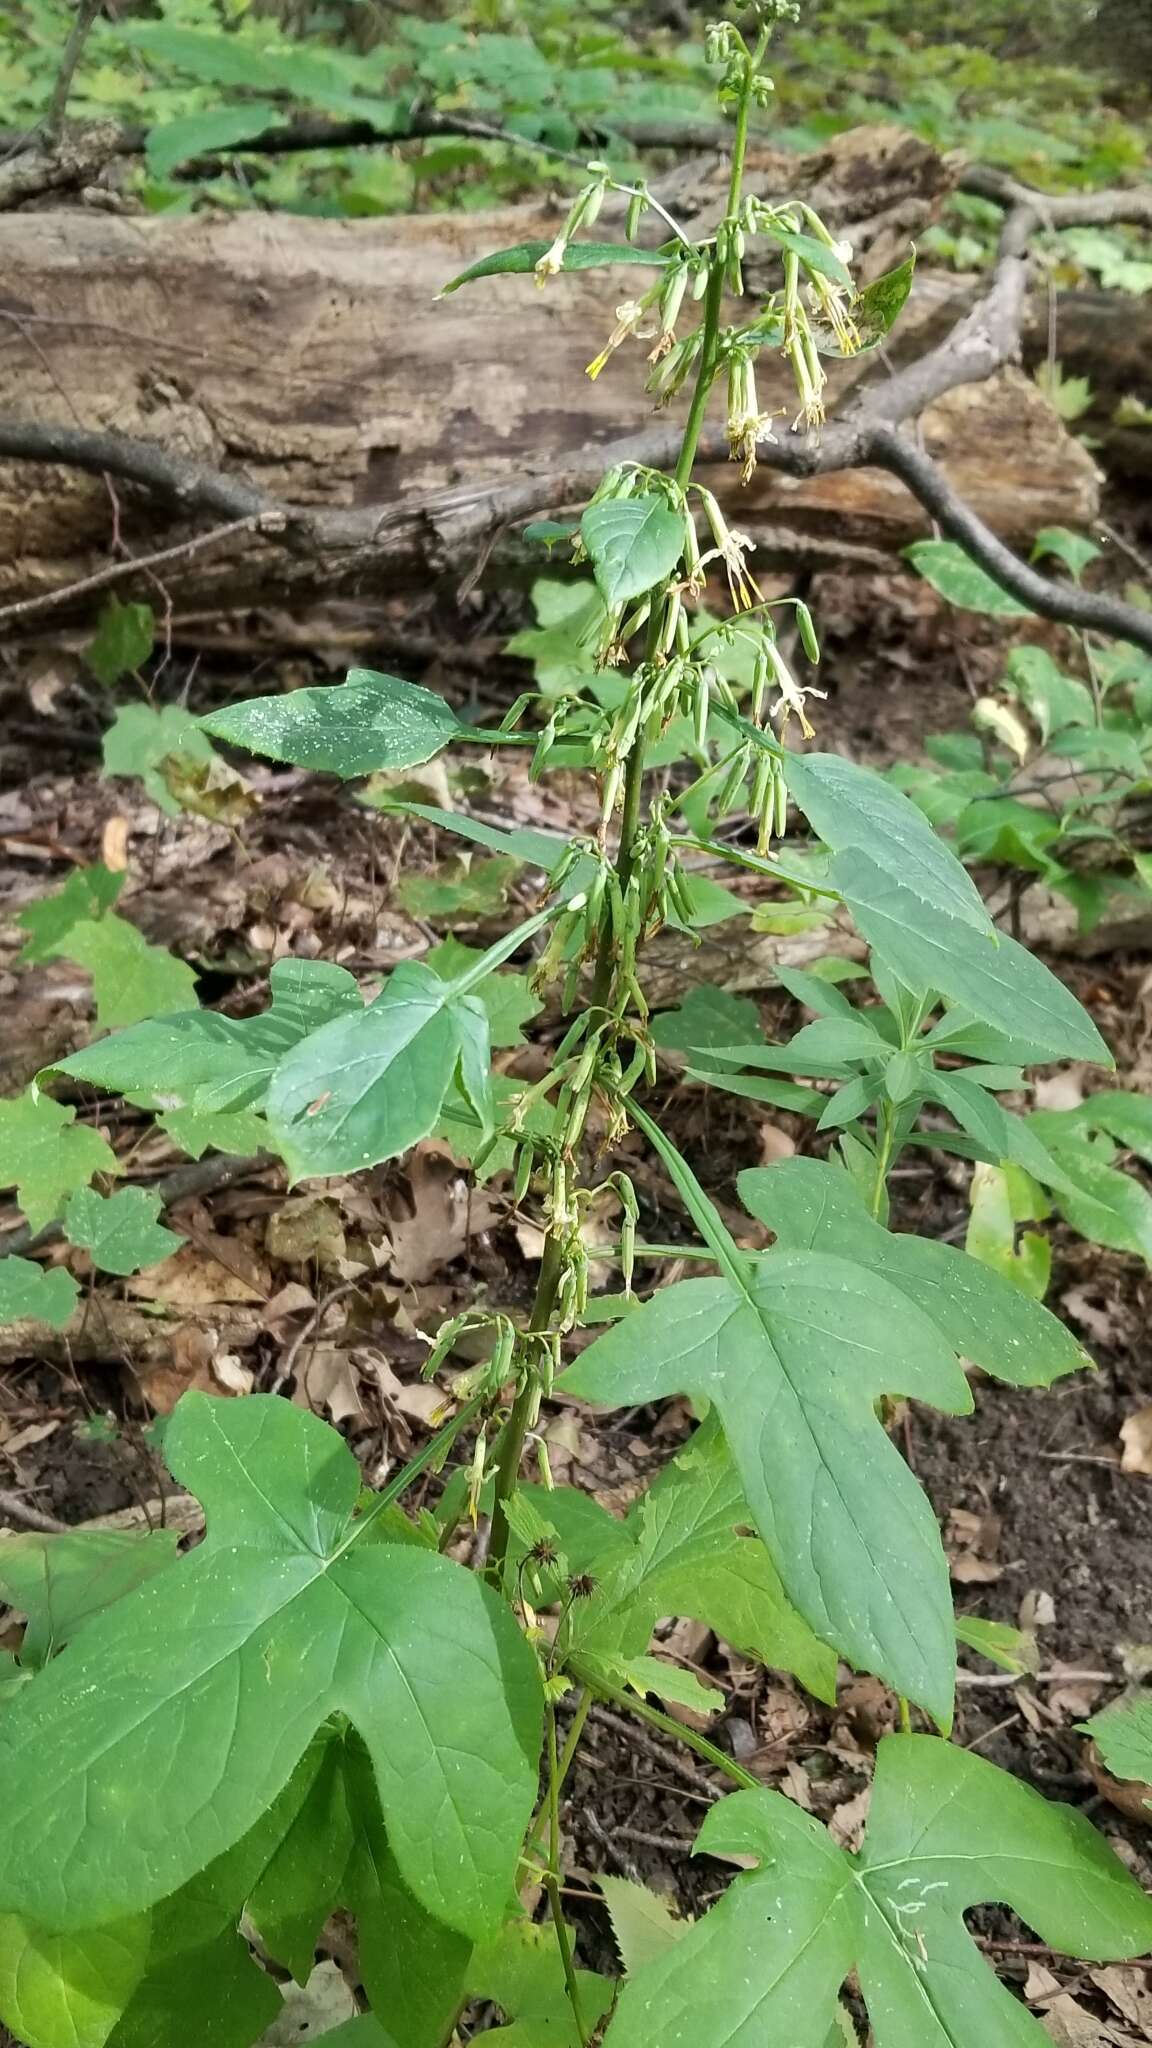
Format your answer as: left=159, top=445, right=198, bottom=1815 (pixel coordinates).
left=0, top=131, right=1148, bottom=649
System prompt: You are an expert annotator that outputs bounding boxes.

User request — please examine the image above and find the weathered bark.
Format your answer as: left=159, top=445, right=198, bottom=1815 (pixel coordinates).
left=0, top=126, right=1100, bottom=623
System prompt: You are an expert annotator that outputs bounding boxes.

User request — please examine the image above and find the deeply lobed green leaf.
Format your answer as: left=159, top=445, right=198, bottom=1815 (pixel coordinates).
left=0, top=1395, right=542, bottom=1943
left=604, top=1736, right=1152, bottom=2047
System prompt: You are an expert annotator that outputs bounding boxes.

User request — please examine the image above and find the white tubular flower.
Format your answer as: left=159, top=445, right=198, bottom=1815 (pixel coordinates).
left=766, top=640, right=827, bottom=740
left=724, top=355, right=781, bottom=482
left=697, top=526, right=763, bottom=613
left=808, top=273, right=861, bottom=357
left=586, top=298, right=657, bottom=381
left=535, top=236, right=568, bottom=286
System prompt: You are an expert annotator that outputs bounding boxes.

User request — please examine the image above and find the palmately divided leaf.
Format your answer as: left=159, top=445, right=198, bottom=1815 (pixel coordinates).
left=17, top=867, right=125, bottom=966
left=102, top=704, right=217, bottom=818
left=267, top=959, right=492, bottom=1179
left=200, top=670, right=464, bottom=778
left=0, top=1094, right=117, bottom=1233
left=0, top=1257, right=78, bottom=1330
left=49, top=960, right=362, bottom=1115
left=0, top=1750, right=330, bottom=2048
left=782, top=749, right=993, bottom=936
left=842, top=853, right=1110, bottom=1064
left=738, top=1158, right=1089, bottom=1387
left=604, top=1736, right=1152, bottom=2048
left=62, top=1186, right=184, bottom=1277
left=563, top=1249, right=969, bottom=1722
left=157, top=1107, right=273, bottom=1161
left=50, top=916, right=199, bottom=1031
left=440, top=240, right=670, bottom=293
left=0, top=1395, right=542, bottom=1942
left=580, top=496, right=685, bottom=608
left=0, top=1913, right=152, bottom=2048
left=466, top=1918, right=614, bottom=2048
left=1083, top=1695, right=1152, bottom=1795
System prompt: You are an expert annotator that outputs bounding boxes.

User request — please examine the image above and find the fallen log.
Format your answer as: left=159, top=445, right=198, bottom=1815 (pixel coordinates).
left=0, top=126, right=1102, bottom=627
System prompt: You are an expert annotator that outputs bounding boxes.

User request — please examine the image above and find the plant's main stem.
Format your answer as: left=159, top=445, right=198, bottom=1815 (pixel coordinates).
left=490, top=12, right=767, bottom=1585
left=488, top=57, right=772, bottom=2033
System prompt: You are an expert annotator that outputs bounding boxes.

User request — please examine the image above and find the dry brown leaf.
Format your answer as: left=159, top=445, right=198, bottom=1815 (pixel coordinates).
left=1020, top=1589, right=1057, bottom=1631
left=141, top=1324, right=253, bottom=1413
left=1026, top=1964, right=1066, bottom=2004
left=661, top=1616, right=714, bottom=1667
left=829, top=1784, right=871, bottom=1851
left=757, top=1683, right=810, bottom=1767
left=365, top=1354, right=446, bottom=1429
left=3, top=1418, right=60, bottom=1457
left=385, top=1149, right=500, bottom=1286
left=1089, top=1966, right=1152, bottom=2035
left=779, top=1759, right=815, bottom=1810
left=1034, top=1069, right=1087, bottom=1113
left=756, top=1122, right=797, bottom=1163
left=293, top=1347, right=365, bottom=1427
left=101, top=815, right=130, bottom=872
left=25, top=652, right=79, bottom=717
left=1086, top=1743, right=1152, bottom=1829
left=831, top=1674, right=898, bottom=1754
left=1048, top=1668, right=1106, bottom=1719
left=1120, top=1407, right=1152, bottom=1477
left=266, top=1196, right=348, bottom=1272
left=264, top=1282, right=317, bottom=1328
left=946, top=1505, right=1004, bottom=1585
left=1039, top=1992, right=1133, bottom=2045
left=1061, top=1287, right=1116, bottom=1350
left=128, top=1235, right=270, bottom=1307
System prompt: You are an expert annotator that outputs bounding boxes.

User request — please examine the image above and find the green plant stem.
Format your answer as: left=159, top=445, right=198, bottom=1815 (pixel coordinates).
left=725, top=27, right=770, bottom=223
left=339, top=1390, right=488, bottom=1550
left=607, top=1684, right=760, bottom=1792
left=544, top=1701, right=589, bottom=2046
left=871, top=1102, right=896, bottom=1220
left=487, top=1229, right=565, bottom=1582
left=494, top=0, right=768, bottom=1795
left=524, top=1687, right=592, bottom=1861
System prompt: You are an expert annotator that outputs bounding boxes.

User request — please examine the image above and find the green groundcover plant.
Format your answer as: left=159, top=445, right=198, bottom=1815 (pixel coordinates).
left=2, top=9, right=1151, bottom=2045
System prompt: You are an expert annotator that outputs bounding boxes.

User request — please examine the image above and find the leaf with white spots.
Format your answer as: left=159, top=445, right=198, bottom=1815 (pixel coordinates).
left=604, top=1736, right=1152, bottom=2048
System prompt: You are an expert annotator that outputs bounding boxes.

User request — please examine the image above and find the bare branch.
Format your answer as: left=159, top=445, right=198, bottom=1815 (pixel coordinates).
left=0, top=420, right=276, bottom=522
left=44, top=0, right=105, bottom=145
left=958, top=164, right=1152, bottom=232
left=870, top=425, right=1152, bottom=647
left=0, top=513, right=269, bottom=632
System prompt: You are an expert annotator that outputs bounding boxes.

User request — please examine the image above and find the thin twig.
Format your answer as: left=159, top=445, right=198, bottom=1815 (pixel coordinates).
left=269, top=1280, right=361, bottom=1396
left=0, top=1486, right=69, bottom=1534
left=0, top=515, right=268, bottom=633
left=43, top=0, right=105, bottom=146
left=957, top=1668, right=1114, bottom=1690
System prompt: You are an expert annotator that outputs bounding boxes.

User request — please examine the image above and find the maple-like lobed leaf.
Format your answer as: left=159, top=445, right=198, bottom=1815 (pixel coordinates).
left=0, top=1396, right=542, bottom=1944
left=604, top=1736, right=1152, bottom=2047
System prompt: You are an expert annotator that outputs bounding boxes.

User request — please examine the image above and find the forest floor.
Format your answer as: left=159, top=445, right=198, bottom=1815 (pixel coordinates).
left=2, top=545, right=1152, bottom=2041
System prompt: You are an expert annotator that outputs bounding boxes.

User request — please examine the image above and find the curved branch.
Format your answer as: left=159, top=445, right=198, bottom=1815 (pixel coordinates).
left=0, top=420, right=275, bottom=522
left=4, top=408, right=1150, bottom=654
left=958, top=164, right=1152, bottom=232
left=869, top=425, right=1152, bottom=648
